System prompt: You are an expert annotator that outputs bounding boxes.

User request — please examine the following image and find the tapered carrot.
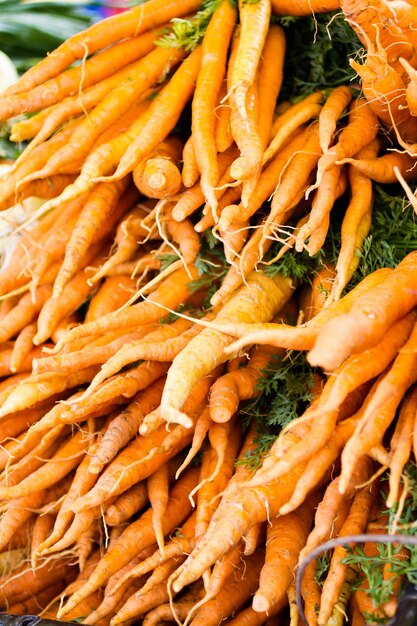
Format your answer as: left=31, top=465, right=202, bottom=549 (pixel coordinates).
left=8, top=581, right=67, bottom=616
left=252, top=494, right=318, bottom=613
left=104, top=482, right=149, bottom=527
left=338, top=149, right=417, bottom=183
left=0, top=175, right=77, bottom=212
left=4, top=0, right=202, bottom=96
left=387, top=386, right=417, bottom=508
left=8, top=323, right=36, bottom=373
left=31, top=513, right=56, bottom=567
left=85, top=276, right=136, bottom=323
left=257, top=25, right=286, bottom=150
left=219, top=129, right=306, bottom=230
left=263, top=93, right=323, bottom=165
left=308, top=251, right=417, bottom=369
left=147, top=464, right=170, bottom=555
left=0, top=407, right=46, bottom=442
left=142, top=600, right=201, bottom=626
left=0, top=33, right=159, bottom=120
left=0, top=344, right=45, bottom=378
left=215, top=267, right=391, bottom=354
left=0, top=285, right=52, bottom=343
left=53, top=264, right=199, bottom=350
left=228, top=0, right=270, bottom=127
left=175, top=407, right=212, bottom=479
left=192, top=0, right=237, bottom=211
left=318, top=484, right=376, bottom=625
left=318, top=85, right=352, bottom=152
left=90, top=203, right=155, bottom=282
left=90, top=377, right=166, bottom=475
left=82, top=318, right=192, bottom=394
left=182, top=135, right=200, bottom=188
left=160, top=272, right=293, bottom=428
left=59, top=469, right=199, bottom=617
left=312, top=99, right=379, bottom=191
left=0, top=490, right=46, bottom=552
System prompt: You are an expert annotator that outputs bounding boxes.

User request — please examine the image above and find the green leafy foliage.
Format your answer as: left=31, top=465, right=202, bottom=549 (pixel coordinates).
left=157, top=0, right=228, bottom=52
left=187, top=231, right=228, bottom=308
left=315, top=550, right=332, bottom=588
left=237, top=352, right=316, bottom=469
left=0, top=1, right=94, bottom=72
left=277, top=11, right=362, bottom=100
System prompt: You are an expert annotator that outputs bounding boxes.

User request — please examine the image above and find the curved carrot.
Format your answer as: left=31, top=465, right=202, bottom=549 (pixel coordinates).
left=167, top=217, right=200, bottom=264
left=85, top=276, right=137, bottom=323
left=308, top=251, right=417, bottom=369
left=4, top=0, right=202, bottom=96
left=319, top=85, right=352, bottom=153
left=104, top=482, right=149, bottom=527
left=9, top=323, right=37, bottom=374
left=147, top=463, right=170, bottom=555
left=338, top=149, right=417, bottom=183
left=0, top=32, right=158, bottom=120
left=192, top=0, right=237, bottom=211
left=59, top=469, right=199, bottom=618
left=160, top=271, right=294, bottom=428
left=0, top=285, right=52, bottom=343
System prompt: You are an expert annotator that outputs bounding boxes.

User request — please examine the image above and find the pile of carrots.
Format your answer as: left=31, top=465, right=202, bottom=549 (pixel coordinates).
left=0, top=0, right=417, bottom=624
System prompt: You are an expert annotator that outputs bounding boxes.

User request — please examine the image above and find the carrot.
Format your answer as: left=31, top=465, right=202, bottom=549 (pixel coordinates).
left=0, top=285, right=52, bottom=342
left=228, top=0, right=271, bottom=127
left=59, top=468, right=199, bottom=617
left=175, top=406, right=212, bottom=478
left=257, top=25, right=286, bottom=150
left=252, top=494, right=318, bottom=613
left=147, top=463, right=171, bottom=555
left=338, top=149, right=417, bottom=183
left=53, top=264, right=199, bottom=350
left=4, top=0, right=202, bottom=96
left=299, top=265, right=336, bottom=323
left=218, top=129, right=307, bottom=230
left=0, top=407, right=46, bottom=441
left=302, top=559, right=321, bottom=626
left=0, top=344, right=45, bottom=378
left=85, top=276, right=137, bottom=323
left=182, top=135, right=200, bottom=188
left=215, top=267, right=391, bottom=354
left=263, top=92, right=323, bottom=165
left=0, top=32, right=161, bottom=121
left=166, top=217, right=201, bottom=265
left=214, top=82, right=233, bottom=153
left=8, top=581, right=67, bottom=615
left=104, top=483, right=149, bottom=527
left=0, top=174, right=77, bottom=211
left=271, top=0, right=339, bottom=13
left=90, top=203, right=156, bottom=282
left=192, top=0, right=237, bottom=212
left=8, top=323, right=36, bottom=373
left=308, top=251, right=417, bottom=369
left=0, top=490, right=46, bottom=552
left=319, top=85, right=352, bottom=153
left=31, top=513, right=56, bottom=567
left=90, top=377, right=166, bottom=475
left=134, top=136, right=183, bottom=199
left=318, top=484, right=376, bottom=625
left=228, top=604, right=286, bottom=626
left=142, top=599, right=201, bottom=626
left=161, top=271, right=294, bottom=428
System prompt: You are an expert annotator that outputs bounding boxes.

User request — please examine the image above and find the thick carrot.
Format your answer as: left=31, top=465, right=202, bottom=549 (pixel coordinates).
left=182, top=135, right=200, bottom=188
left=59, top=469, right=199, bottom=617
left=319, top=85, right=352, bottom=153
left=0, top=285, right=52, bottom=342
left=31, top=513, right=56, bottom=567
left=271, top=0, right=339, bottom=13
left=192, top=0, right=237, bottom=211
left=214, top=267, right=391, bottom=354
left=0, top=344, right=44, bottom=378
left=53, top=264, right=199, bottom=349
left=318, top=485, right=376, bottom=625
left=161, top=271, right=294, bottom=427
left=85, top=276, right=137, bottom=322
left=90, top=377, right=166, bottom=475
left=8, top=581, right=67, bottom=616
left=0, top=174, right=77, bottom=211
left=338, top=150, right=417, bottom=183
left=134, top=136, right=183, bottom=198
left=228, top=604, right=286, bottom=626
left=252, top=493, right=318, bottom=613
left=4, top=0, right=202, bottom=96
left=229, top=0, right=271, bottom=126
left=214, top=82, right=233, bottom=153
left=308, top=251, right=417, bottom=369
left=0, top=490, right=46, bottom=551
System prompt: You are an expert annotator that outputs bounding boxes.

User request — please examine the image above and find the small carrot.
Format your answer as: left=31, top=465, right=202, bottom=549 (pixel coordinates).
left=0, top=490, right=46, bottom=552
left=319, top=86, right=352, bottom=153
left=31, top=513, right=56, bottom=567
left=338, top=149, right=417, bottom=183
left=182, top=135, right=200, bottom=188
left=85, top=276, right=137, bottom=322
left=59, top=468, right=199, bottom=618
left=147, top=463, right=170, bottom=555
left=175, top=405, right=212, bottom=478
left=134, top=136, right=183, bottom=198
left=104, top=482, right=149, bottom=527
left=0, top=285, right=52, bottom=343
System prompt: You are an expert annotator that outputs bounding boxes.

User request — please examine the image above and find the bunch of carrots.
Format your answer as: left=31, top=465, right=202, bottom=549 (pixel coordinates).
left=0, top=0, right=417, bottom=625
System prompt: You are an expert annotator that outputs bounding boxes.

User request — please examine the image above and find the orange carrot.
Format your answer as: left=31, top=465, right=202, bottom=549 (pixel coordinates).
left=90, top=377, right=166, bottom=475
left=0, top=490, right=47, bottom=551
left=182, top=135, right=200, bottom=188
left=214, top=81, right=233, bottom=153
left=9, top=323, right=36, bottom=373
left=271, top=0, right=339, bottom=13
left=192, top=0, right=237, bottom=211
left=85, top=276, right=137, bottom=322
left=229, top=0, right=271, bottom=127
left=134, top=136, right=183, bottom=198
left=58, top=469, right=199, bottom=617
left=338, top=150, right=417, bottom=183
left=4, top=0, right=202, bottom=96
left=104, top=482, right=149, bottom=526
left=308, top=251, right=417, bottom=369
left=147, top=463, right=170, bottom=554
left=31, top=513, right=56, bottom=566
left=0, top=285, right=52, bottom=343
left=319, top=85, right=352, bottom=152
left=318, top=484, right=376, bottom=624
left=252, top=493, right=318, bottom=613
left=53, top=264, right=199, bottom=349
